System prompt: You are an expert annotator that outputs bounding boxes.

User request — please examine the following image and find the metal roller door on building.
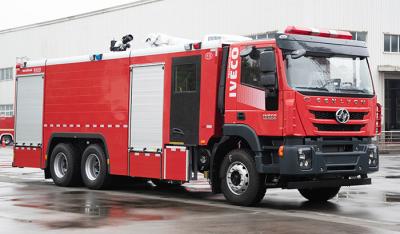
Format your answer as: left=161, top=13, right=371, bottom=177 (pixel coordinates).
left=15, top=75, right=44, bottom=146
left=384, top=73, right=400, bottom=131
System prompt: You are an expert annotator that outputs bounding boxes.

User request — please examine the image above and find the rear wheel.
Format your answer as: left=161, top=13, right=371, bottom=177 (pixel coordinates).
left=220, top=149, right=266, bottom=206
left=1, top=135, right=12, bottom=145
left=50, top=143, right=81, bottom=187
left=299, top=187, right=341, bottom=202
left=81, top=144, right=111, bottom=189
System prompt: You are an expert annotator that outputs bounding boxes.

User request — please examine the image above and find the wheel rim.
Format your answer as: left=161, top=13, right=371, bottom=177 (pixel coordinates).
left=85, top=154, right=101, bottom=181
left=226, top=161, right=250, bottom=195
left=54, top=152, right=68, bottom=178
left=4, top=137, right=11, bottom=145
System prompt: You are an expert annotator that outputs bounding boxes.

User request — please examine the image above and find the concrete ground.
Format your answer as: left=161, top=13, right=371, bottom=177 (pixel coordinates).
left=0, top=147, right=399, bottom=234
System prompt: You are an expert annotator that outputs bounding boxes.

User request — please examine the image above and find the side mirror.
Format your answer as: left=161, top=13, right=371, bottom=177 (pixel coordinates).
left=260, top=51, right=276, bottom=73
left=240, top=46, right=254, bottom=57
left=260, top=73, right=276, bottom=87
left=240, top=46, right=260, bottom=60
left=291, top=49, right=306, bottom=59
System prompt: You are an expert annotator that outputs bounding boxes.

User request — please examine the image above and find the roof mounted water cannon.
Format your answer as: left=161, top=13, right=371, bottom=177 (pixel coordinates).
left=110, top=34, right=133, bottom=52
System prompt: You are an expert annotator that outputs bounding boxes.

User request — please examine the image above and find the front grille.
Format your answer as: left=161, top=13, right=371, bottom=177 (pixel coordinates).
left=314, top=124, right=364, bottom=131
left=310, top=111, right=367, bottom=120
left=327, top=165, right=356, bottom=171
left=322, top=144, right=353, bottom=153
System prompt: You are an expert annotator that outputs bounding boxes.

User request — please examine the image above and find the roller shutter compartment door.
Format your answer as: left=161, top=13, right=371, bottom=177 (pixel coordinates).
left=129, top=63, right=165, bottom=152
left=15, top=75, right=44, bottom=146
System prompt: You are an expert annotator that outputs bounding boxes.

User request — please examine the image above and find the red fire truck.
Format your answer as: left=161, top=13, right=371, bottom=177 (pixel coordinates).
left=13, top=26, right=380, bottom=206
left=0, top=116, right=14, bottom=145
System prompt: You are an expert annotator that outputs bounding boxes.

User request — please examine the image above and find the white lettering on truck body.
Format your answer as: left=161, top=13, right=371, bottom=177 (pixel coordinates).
left=228, top=47, right=239, bottom=98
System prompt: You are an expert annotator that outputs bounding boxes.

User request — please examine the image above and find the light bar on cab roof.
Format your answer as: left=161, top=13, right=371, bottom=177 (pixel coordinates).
left=284, top=26, right=353, bottom=40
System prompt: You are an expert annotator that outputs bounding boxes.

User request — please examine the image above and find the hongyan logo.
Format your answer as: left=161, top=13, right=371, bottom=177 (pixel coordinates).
left=228, top=47, right=239, bottom=98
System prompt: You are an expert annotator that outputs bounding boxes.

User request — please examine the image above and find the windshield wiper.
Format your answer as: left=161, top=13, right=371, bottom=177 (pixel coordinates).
left=336, top=88, right=366, bottom=93
left=295, top=86, right=329, bottom=92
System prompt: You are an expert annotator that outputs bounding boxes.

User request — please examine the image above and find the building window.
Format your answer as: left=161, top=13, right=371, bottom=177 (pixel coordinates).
left=0, top=68, right=13, bottom=81
left=349, top=31, right=367, bottom=42
left=384, top=34, right=400, bottom=53
left=0, top=104, right=13, bottom=117
left=248, top=31, right=278, bottom=40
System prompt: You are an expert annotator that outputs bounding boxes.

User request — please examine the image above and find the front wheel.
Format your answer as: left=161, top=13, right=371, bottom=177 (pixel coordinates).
left=81, top=144, right=111, bottom=190
left=299, top=187, right=341, bottom=202
left=220, top=149, right=266, bottom=206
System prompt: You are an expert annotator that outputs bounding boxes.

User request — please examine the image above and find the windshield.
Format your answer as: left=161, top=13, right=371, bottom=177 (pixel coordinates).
left=285, top=55, right=374, bottom=96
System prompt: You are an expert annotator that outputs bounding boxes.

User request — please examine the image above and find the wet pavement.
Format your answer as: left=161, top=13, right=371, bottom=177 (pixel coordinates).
left=0, top=147, right=400, bottom=233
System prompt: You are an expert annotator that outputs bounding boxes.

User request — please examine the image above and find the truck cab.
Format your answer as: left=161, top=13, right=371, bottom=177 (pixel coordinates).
left=213, top=26, right=379, bottom=205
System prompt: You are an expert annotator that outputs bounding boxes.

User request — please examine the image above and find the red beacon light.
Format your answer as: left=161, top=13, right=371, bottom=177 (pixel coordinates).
left=192, top=42, right=202, bottom=50
left=284, top=26, right=353, bottom=40
left=184, top=42, right=202, bottom=51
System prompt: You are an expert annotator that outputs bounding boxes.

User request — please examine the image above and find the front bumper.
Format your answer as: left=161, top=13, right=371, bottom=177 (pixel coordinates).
left=279, top=141, right=379, bottom=176
left=285, top=177, right=371, bottom=189
left=256, top=137, right=379, bottom=176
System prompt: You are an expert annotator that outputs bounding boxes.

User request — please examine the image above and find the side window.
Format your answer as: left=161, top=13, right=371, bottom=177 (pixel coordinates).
left=241, top=48, right=276, bottom=89
left=174, top=64, right=196, bottom=93
left=241, top=47, right=279, bottom=111
left=241, top=49, right=263, bottom=88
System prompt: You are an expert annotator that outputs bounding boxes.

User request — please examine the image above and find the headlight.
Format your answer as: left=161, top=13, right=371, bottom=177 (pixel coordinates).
left=368, top=146, right=378, bottom=167
left=298, top=147, right=312, bottom=170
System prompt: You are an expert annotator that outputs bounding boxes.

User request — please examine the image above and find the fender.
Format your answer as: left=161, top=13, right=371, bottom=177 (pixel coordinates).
left=222, top=124, right=274, bottom=174
left=222, top=124, right=262, bottom=152
left=209, top=125, right=262, bottom=193
left=210, top=136, right=230, bottom=193
left=45, top=132, right=110, bottom=168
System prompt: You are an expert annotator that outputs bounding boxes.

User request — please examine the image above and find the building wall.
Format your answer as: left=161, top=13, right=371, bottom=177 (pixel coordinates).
left=0, top=0, right=399, bottom=124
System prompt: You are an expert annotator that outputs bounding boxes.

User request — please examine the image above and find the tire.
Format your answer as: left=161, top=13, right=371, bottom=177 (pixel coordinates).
left=1, top=135, right=12, bottom=146
left=50, top=143, right=81, bottom=187
left=220, top=149, right=266, bottom=206
left=81, top=144, right=111, bottom=190
left=299, top=187, right=341, bottom=202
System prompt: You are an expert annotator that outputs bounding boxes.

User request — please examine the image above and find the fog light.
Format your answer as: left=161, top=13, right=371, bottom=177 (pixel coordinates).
left=368, top=146, right=378, bottom=167
left=298, top=147, right=312, bottom=170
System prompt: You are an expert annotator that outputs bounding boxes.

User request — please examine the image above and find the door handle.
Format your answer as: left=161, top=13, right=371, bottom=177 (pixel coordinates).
left=172, top=128, right=185, bottom=135
left=237, top=112, right=246, bottom=121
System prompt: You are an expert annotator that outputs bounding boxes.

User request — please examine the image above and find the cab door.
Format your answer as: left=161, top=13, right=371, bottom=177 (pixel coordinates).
left=233, top=46, right=282, bottom=136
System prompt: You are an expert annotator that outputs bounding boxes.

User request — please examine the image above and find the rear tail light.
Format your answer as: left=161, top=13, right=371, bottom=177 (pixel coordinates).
left=376, top=103, right=382, bottom=135
left=284, top=26, right=353, bottom=40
